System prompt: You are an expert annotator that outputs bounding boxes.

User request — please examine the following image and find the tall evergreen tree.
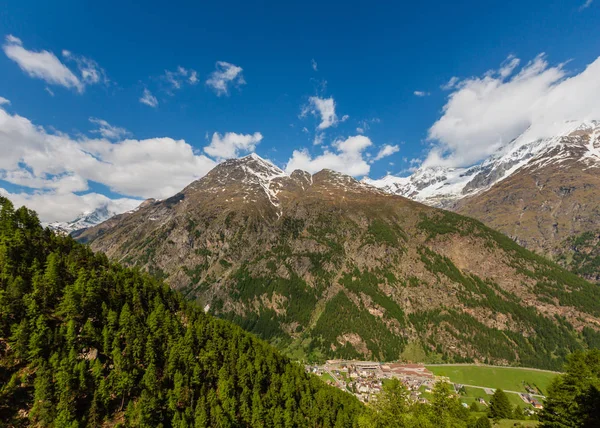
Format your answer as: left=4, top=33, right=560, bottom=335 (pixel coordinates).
left=488, top=389, right=512, bottom=420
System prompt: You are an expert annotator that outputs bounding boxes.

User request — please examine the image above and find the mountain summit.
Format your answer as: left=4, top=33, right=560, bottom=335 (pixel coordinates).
left=78, top=155, right=600, bottom=369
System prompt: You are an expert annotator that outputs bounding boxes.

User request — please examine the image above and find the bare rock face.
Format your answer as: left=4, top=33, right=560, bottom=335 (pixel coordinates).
left=78, top=153, right=600, bottom=369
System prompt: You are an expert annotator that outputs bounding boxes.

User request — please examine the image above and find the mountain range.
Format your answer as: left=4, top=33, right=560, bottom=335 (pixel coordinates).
left=365, top=120, right=600, bottom=282
left=76, top=153, right=600, bottom=369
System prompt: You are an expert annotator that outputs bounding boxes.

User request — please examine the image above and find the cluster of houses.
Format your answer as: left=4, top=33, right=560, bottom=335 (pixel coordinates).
left=306, top=360, right=436, bottom=402
left=306, top=360, right=545, bottom=415
left=520, top=393, right=544, bottom=410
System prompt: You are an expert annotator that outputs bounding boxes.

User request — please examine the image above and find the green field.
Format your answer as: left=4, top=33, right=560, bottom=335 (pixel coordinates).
left=319, top=372, right=336, bottom=384
left=426, top=365, right=558, bottom=395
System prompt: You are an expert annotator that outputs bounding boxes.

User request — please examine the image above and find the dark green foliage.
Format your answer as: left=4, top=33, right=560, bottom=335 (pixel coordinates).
left=488, top=389, right=512, bottom=420
left=310, top=291, right=405, bottom=361
left=280, top=216, right=305, bottom=240
left=539, top=349, right=600, bottom=427
left=557, top=230, right=600, bottom=283
left=367, top=219, right=406, bottom=246
left=470, top=415, right=491, bottom=428
left=340, top=269, right=406, bottom=325
left=232, top=265, right=318, bottom=328
left=0, top=197, right=363, bottom=427
left=513, top=405, right=526, bottom=420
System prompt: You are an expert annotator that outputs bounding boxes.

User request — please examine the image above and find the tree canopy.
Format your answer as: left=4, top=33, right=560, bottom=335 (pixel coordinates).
left=539, top=349, right=600, bottom=427
left=0, top=197, right=363, bottom=427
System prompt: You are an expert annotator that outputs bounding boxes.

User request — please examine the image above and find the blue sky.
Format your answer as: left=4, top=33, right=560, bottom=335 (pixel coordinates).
left=0, top=0, right=599, bottom=221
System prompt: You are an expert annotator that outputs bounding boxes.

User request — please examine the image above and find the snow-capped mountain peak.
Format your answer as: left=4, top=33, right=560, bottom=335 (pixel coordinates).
left=366, top=120, right=600, bottom=207
left=48, top=205, right=121, bottom=235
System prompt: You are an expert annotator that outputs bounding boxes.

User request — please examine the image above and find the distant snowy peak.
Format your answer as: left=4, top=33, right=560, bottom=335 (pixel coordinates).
left=48, top=199, right=152, bottom=235
left=49, top=205, right=120, bottom=235
left=365, top=120, right=600, bottom=207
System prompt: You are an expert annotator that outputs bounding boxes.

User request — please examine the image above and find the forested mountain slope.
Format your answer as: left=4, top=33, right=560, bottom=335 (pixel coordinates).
left=77, top=155, right=600, bottom=370
left=0, top=197, right=362, bottom=427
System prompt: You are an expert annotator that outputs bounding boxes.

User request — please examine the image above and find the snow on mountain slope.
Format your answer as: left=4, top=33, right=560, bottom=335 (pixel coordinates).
left=365, top=120, right=600, bottom=207
left=48, top=199, right=151, bottom=235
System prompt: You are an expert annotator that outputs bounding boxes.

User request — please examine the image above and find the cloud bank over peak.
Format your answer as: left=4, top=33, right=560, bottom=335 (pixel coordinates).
left=424, top=53, right=600, bottom=168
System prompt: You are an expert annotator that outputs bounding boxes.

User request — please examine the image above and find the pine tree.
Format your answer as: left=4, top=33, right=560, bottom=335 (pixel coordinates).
left=471, top=415, right=491, bottom=428
left=488, top=388, right=512, bottom=420
left=513, top=405, right=525, bottom=420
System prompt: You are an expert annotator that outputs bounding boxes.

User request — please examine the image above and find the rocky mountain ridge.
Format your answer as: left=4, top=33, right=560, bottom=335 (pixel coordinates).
left=77, top=153, right=600, bottom=369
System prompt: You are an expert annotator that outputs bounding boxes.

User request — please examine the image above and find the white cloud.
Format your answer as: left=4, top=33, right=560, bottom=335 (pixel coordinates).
left=89, top=117, right=131, bottom=140
left=45, top=87, right=54, bottom=97
left=285, top=135, right=373, bottom=176
left=206, top=61, right=245, bottom=96
left=203, top=132, right=263, bottom=160
left=441, top=76, right=459, bottom=90
left=425, top=54, right=600, bottom=168
left=311, top=59, right=318, bottom=71
left=301, top=96, right=345, bottom=130
left=580, top=0, right=593, bottom=10
left=163, top=66, right=198, bottom=91
left=0, top=104, right=218, bottom=222
left=3, top=35, right=83, bottom=92
left=373, top=144, right=400, bottom=161
left=0, top=97, right=9, bottom=105
left=498, top=55, right=520, bottom=78
left=140, top=88, right=158, bottom=107
left=62, top=50, right=108, bottom=86
left=3, top=35, right=108, bottom=93
left=414, top=91, right=430, bottom=97
left=313, top=133, right=324, bottom=145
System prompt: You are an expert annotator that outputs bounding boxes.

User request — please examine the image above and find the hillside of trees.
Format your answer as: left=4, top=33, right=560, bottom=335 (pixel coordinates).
left=0, top=197, right=363, bottom=427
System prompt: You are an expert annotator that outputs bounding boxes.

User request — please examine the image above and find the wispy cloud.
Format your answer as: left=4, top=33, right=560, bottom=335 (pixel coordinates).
left=356, top=118, right=381, bottom=134
left=413, top=91, right=430, bottom=97
left=206, top=61, right=245, bottom=96
left=89, top=118, right=131, bottom=140
left=62, top=50, right=109, bottom=86
left=163, top=66, right=198, bottom=93
left=580, top=0, right=593, bottom=10
left=0, top=96, right=9, bottom=105
left=441, top=76, right=459, bottom=90
left=311, top=59, right=318, bottom=71
left=373, top=144, right=400, bottom=161
left=301, top=96, right=347, bottom=130
left=139, top=88, right=158, bottom=107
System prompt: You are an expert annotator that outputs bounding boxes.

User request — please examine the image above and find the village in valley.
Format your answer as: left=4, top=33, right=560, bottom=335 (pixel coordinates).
left=306, top=361, right=546, bottom=416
